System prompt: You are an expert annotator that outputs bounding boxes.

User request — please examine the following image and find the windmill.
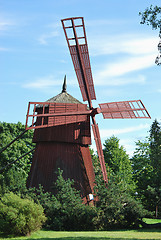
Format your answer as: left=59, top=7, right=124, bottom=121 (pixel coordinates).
left=25, top=17, right=150, bottom=203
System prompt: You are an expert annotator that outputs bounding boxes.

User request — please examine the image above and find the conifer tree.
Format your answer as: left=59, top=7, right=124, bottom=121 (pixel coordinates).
left=149, top=119, right=161, bottom=217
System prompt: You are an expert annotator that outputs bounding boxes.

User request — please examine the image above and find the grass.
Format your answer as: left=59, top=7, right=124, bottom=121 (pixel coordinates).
left=143, top=218, right=161, bottom=224
left=1, top=228, right=161, bottom=240
left=0, top=219, right=161, bottom=240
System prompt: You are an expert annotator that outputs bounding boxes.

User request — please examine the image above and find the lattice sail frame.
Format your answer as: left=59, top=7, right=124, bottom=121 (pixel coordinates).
left=25, top=102, right=89, bottom=130
left=61, top=17, right=96, bottom=105
left=99, top=100, right=151, bottom=119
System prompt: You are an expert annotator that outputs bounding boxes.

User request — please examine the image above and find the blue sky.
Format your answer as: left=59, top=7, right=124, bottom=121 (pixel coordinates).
left=1, top=0, right=161, bottom=156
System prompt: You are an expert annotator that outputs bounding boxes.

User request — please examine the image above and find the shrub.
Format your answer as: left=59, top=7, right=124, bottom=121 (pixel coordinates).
left=22, top=170, right=97, bottom=231
left=0, top=192, right=46, bottom=236
left=45, top=169, right=97, bottom=231
left=94, top=175, right=146, bottom=230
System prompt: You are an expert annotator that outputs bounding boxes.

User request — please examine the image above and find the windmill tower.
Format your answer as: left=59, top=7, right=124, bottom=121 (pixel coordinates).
left=27, top=76, right=95, bottom=202
left=26, top=17, right=150, bottom=202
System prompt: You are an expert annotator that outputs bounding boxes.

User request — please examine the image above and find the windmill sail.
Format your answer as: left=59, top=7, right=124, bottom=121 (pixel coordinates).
left=61, top=17, right=96, bottom=106
left=25, top=102, right=89, bottom=130
left=92, top=121, right=108, bottom=184
left=99, top=100, right=151, bottom=119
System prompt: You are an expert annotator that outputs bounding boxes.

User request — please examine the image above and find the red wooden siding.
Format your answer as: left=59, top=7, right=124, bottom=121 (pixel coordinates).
left=27, top=142, right=95, bottom=197
left=33, top=120, right=91, bottom=145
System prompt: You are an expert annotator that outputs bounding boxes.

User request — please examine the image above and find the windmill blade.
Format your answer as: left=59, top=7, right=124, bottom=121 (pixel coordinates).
left=25, top=102, right=90, bottom=130
left=61, top=17, right=96, bottom=108
left=99, top=100, right=151, bottom=119
left=92, top=119, right=108, bottom=184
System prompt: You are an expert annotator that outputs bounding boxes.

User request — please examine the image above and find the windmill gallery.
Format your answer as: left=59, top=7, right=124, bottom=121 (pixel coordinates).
left=24, top=17, right=150, bottom=203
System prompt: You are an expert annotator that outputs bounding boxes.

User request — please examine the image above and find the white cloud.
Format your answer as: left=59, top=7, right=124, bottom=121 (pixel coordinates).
left=0, top=17, right=15, bottom=50
left=0, top=21, right=13, bottom=31
left=91, top=124, right=150, bottom=156
left=0, top=47, right=8, bottom=51
left=23, top=75, right=62, bottom=89
left=96, top=54, right=155, bottom=80
left=89, top=35, right=158, bottom=56
left=94, top=74, right=146, bottom=86
left=22, top=75, right=77, bottom=89
left=119, top=138, right=136, bottom=157
left=38, top=31, right=59, bottom=45
left=0, top=15, right=16, bottom=32
left=86, top=19, right=127, bottom=27
left=99, top=123, right=150, bottom=138
left=38, top=22, right=61, bottom=45
left=90, top=34, right=158, bottom=82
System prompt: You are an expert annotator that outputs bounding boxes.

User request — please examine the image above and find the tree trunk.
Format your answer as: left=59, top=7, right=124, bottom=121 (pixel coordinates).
left=156, top=205, right=158, bottom=218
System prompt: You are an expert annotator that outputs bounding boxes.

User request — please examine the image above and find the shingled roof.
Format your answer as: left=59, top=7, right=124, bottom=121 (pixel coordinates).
left=46, top=91, right=83, bottom=104
left=46, top=76, right=83, bottom=105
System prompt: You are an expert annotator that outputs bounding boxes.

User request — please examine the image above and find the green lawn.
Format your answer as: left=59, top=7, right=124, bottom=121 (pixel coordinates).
left=143, top=218, right=161, bottom=224
left=1, top=219, right=161, bottom=240
left=1, top=228, right=161, bottom=240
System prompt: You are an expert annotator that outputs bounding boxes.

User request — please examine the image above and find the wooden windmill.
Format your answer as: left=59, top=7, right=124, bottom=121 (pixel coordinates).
left=26, top=17, right=150, bottom=202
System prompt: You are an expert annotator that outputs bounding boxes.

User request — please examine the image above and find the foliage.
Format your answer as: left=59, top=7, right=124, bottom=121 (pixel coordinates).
left=94, top=176, right=146, bottom=230
left=0, top=192, right=46, bottom=236
left=23, top=170, right=97, bottom=231
left=90, top=137, right=147, bottom=230
left=1, top=120, right=159, bottom=230
left=149, top=119, right=161, bottom=217
left=47, top=169, right=97, bottom=231
left=139, top=5, right=161, bottom=30
left=25, top=169, right=145, bottom=231
left=103, top=136, right=135, bottom=194
left=131, top=119, right=161, bottom=218
left=131, top=139, right=153, bottom=209
left=0, top=122, right=34, bottom=194
left=91, top=141, right=146, bottom=230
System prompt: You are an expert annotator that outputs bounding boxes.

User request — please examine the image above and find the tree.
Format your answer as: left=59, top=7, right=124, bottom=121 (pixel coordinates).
left=49, top=169, right=97, bottom=231
left=139, top=5, right=161, bottom=65
left=0, top=122, right=34, bottom=194
left=25, top=169, right=97, bottom=231
left=131, top=139, right=153, bottom=212
left=139, top=5, right=161, bottom=30
left=149, top=119, right=161, bottom=217
left=131, top=120, right=161, bottom=218
left=94, top=174, right=146, bottom=230
left=103, top=136, right=135, bottom=194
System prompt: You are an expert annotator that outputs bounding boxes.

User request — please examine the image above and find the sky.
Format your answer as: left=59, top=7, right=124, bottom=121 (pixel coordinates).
left=1, top=0, right=161, bottom=156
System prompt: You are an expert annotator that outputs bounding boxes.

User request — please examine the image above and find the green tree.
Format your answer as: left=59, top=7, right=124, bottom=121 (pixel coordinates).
left=0, top=122, right=34, bottom=194
left=25, top=170, right=97, bottom=231
left=50, top=169, right=97, bottom=231
left=139, top=5, right=161, bottom=65
left=139, top=5, right=161, bottom=30
left=103, top=136, right=135, bottom=194
left=131, top=139, right=153, bottom=213
left=149, top=119, right=161, bottom=217
left=131, top=120, right=161, bottom=218
left=94, top=175, right=146, bottom=230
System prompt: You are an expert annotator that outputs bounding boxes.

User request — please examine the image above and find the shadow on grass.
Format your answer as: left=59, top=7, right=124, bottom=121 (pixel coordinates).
left=0, top=238, right=154, bottom=240
left=17, top=237, right=160, bottom=240
left=2, top=238, right=161, bottom=240
left=1, top=228, right=161, bottom=240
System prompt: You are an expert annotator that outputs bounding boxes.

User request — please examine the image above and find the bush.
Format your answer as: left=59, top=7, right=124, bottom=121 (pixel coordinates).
left=0, top=192, right=46, bottom=236
left=94, top=175, right=146, bottom=230
left=46, top=169, right=97, bottom=231
left=26, top=170, right=96, bottom=231
left=22, top=170, right=97, bottom=231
